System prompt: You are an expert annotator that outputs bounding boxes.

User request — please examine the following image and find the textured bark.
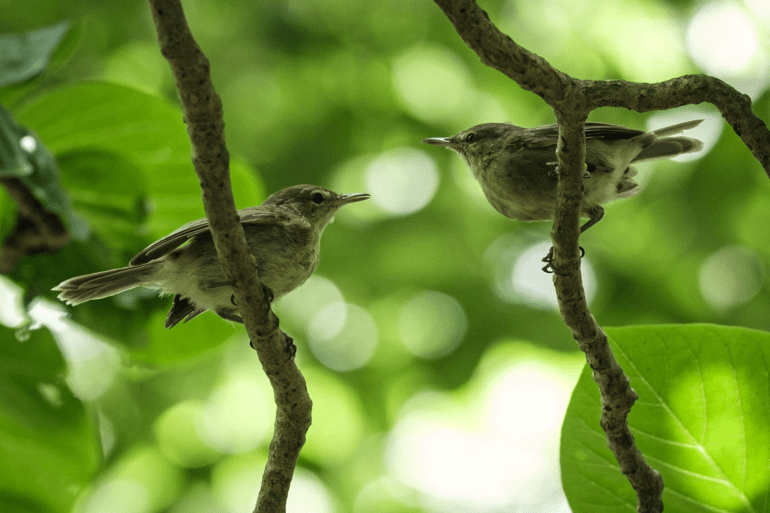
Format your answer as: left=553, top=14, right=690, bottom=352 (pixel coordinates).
left=147, top=2, right=311, bottom=512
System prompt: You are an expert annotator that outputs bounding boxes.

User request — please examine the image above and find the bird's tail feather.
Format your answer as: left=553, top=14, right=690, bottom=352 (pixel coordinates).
left=633, top=120, right=704, bottom=162
left=634, top=137, right=704, bottom=162
left=651, top=119, right=703, bottom=137
left=54, top=264, right=158, bottom=305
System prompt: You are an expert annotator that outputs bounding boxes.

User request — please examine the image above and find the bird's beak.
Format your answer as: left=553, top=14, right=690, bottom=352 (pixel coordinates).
left=422, top=137, right=453, bottom=147
left=340, top=193, right=371, bottom=204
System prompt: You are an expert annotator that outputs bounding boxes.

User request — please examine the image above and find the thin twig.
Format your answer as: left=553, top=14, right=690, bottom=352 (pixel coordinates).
left=147, top=2, right=311, bottom=512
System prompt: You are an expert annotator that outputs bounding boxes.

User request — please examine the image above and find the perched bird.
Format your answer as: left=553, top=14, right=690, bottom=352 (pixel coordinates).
left=423, top=120, right=703, bottom=235
left=55, top=184, right=370, bottom=328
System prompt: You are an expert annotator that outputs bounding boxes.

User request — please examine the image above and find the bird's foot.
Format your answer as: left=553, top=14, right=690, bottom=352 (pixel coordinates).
left=284, top=334, right=297, bottom=361
left=262, top=284, right=275, bottom=304
left=541, top=246, right=585, bottom=274
left=248, top=330, right=296, bottom=361
left=546, top=162, right=559, bottom=179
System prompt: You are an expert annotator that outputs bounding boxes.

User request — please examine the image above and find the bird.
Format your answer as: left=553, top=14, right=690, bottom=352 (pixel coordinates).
left=423, top=120, right=703, bottom=270
left=54, top=184, right=370, bottom=328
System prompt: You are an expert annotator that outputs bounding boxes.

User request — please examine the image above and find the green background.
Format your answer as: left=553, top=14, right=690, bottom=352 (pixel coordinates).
left=1, top=0, right=769, bottom=512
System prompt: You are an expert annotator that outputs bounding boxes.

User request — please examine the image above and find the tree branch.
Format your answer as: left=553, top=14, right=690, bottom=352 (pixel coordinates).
left=425, top=0, right=770, bottom=511
left=551, top=114, right=665, bottom=512
left=146, top=2, right=311, bottom=512
left=433, top=0, right=770, bottom=178
left=583, top=76, right=770, bottom=177
left=0, top=177, right=70, bottom=273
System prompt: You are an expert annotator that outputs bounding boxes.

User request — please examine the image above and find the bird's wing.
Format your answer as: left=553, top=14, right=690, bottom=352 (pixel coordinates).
left=517, top=123, right=646, bottom=147
left=129, top=209, right=283, bottom=266
left=584, top=122, right=648, bottom=140
left=514, top=124, right=559, bottom=149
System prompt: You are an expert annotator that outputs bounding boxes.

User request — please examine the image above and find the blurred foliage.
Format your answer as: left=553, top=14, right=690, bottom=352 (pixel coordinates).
left=0, top=0, right=769, bottom=512
left=0, top=325, right=99, bottom=513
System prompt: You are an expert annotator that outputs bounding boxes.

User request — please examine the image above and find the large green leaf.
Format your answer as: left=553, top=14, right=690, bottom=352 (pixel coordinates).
left=561, top=324, right=770, bottom=512
left=0, top=326, right=100, bottom=513
left=13, top=81, right=265, bottom=239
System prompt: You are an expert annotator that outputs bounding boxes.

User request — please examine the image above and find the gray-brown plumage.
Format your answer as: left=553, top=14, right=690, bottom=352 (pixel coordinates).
left=423, top=120, right=703, bottom=234
left=54, top=184, right=369, bottom=328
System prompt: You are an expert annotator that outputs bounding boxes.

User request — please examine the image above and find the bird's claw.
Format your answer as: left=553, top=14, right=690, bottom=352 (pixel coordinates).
left=248, top=330, right=297, bottom=362
left=284, top=334, right=297, bottom=361
left=546, top=161, right=559, bottom=179
left=262, top=284, right=275, bottom=304
left=541, top=246, right=585, bottom=274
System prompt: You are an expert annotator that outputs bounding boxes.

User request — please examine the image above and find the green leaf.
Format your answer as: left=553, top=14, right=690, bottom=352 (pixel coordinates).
left=56, top=149, right=148, bottom=245
left=0, top=22, right=70, bottom=88
left=0, top=104, right=72, bottom=220
left=14, top=81, right=264, bottom=239
left=0, top=326, right=100, bottom=513
left=561, top=324, right=770, bottom=513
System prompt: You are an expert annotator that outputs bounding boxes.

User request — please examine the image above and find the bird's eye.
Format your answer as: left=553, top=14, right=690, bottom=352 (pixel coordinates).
left=465, top=133, right=475, bottom=143
left=310, top=192, right=325, bottom=204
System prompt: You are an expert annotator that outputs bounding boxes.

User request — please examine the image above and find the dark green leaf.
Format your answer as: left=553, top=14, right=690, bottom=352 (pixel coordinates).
left=0, top=22, right=70, bottom=88
left=0, top=104, right=72, bottom=220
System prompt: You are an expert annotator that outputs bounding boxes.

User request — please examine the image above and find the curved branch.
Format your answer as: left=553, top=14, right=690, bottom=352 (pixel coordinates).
left=147, top=2, right=311, bottom=512
left=432, top=0, right=770, bottom=178
left=583, top=76, right=770, bottom=176
left=432, top=0, right=574, bottom=102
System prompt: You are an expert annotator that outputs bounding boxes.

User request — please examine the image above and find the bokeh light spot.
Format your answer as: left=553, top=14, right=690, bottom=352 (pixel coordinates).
left=687, top=2, right=759, bottom=75
left=365, top=148, right=439, bottom=216
left=28, top=299, right=120, bottom=401
left=20, top=135, right=37, bottom=153
left=687, top=1, right=769, bottom=95
left=302, top=367, right=366, bottom=465
left=386, top=345, right=582, bottom=511
left=286, top=469, right=336, bottom=513
left=80, top=446, right=183, bottom=513
left=392, top=45, right=471, bottom=123
left=0, top=276, right=28, bottom=327
left=154, top=401, right=220, bottom=468
left=699, top=245, right=765, bottom=311
left=82, top=479, right=150, bottom=513
left=198, top=375, right=273, bottom=454
left=308, top=302, right=378, bottom=371
left=277, top=275, right=344, bottom=331
left=398, top=291, right=467, bottom=359
left=211, top=453, right=265, bottom=513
